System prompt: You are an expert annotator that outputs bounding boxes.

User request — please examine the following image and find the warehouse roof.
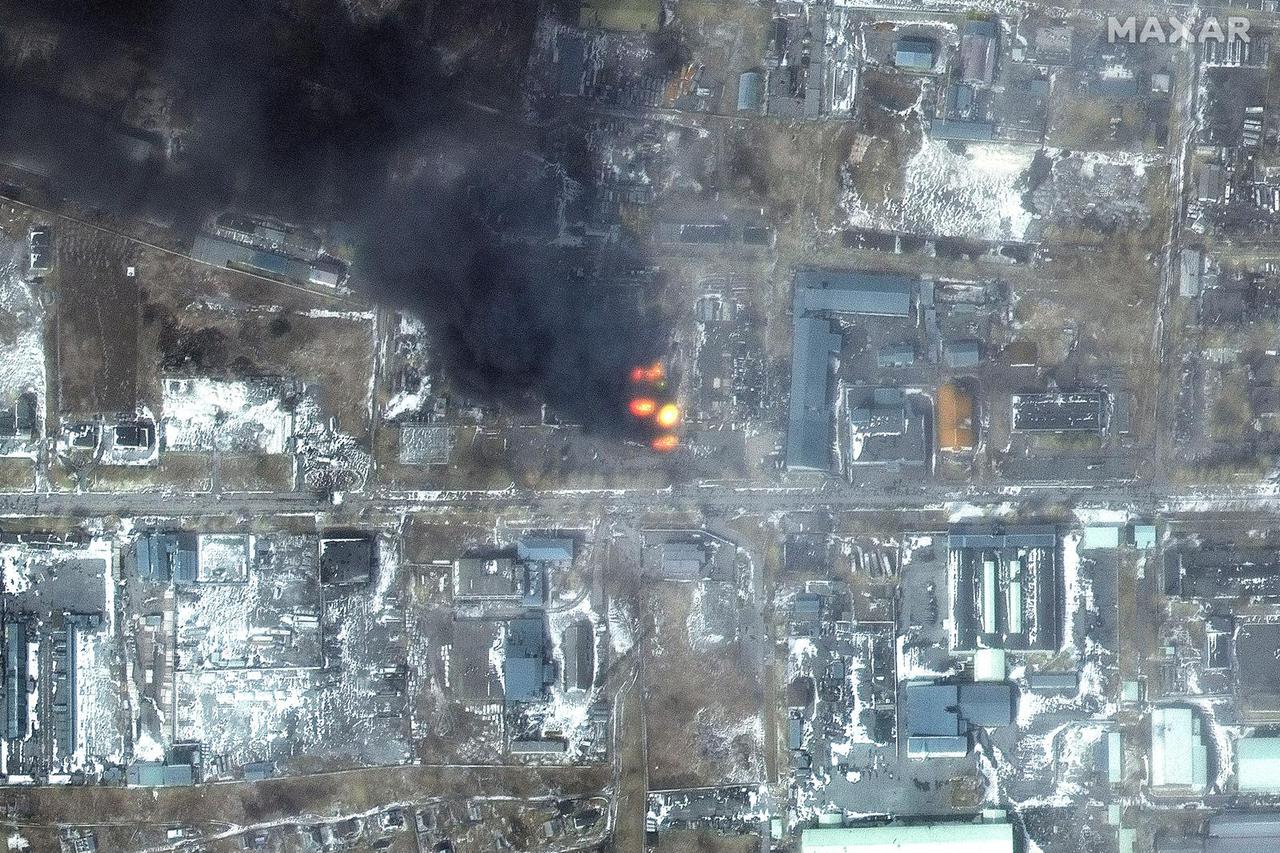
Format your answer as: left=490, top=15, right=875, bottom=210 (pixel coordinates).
left=737, top=71, right=763, bottom=112
left=1237, top=738, right=1280, bottom=792
left=1151, top=706, right=1208, bottom=790
left=794, top=270, right=914, bottom=317
left=894, top=37, right=937, bottom=72
left=786, top=317, right=842, bottom=470
left=1011, top=392, right=1105, bottom=432
left=936, top=382, right=975, bottom=452
left=801, top=820, right=1014, bottom=853
left=516, top=536, right=574, bottom=563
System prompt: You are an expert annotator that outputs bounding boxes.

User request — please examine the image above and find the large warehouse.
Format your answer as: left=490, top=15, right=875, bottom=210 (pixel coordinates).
left=801, top=819, right=1014, bottom=853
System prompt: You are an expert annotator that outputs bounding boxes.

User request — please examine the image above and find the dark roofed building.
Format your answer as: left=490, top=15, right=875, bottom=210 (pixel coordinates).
left=562, top=619, right=594, bottom=691
left=786, top=270, right=917, bottom=472
left=320, top=534, right=375, bottom=586
left=650, top=542, right=710, bottom=581
left=132, top=531, right=198, bottom=583
left=895, top=37, right=936, bottom=72
left=454, top=557, right=519, bottom=599
left=191, top=235, right=314, bottom=285
left=878, top=343, right=916, bottom=368
left=1159, top=812, right=1280, bottom=853
left=957, top=683, right=1014, bottom=727
left=504, top=615, right=552, bottom=702
left=557, top=32, right=586, bottom=96
left=960, top=19, right=998, bottom=83
left=3, top=620, right=29, bottom=740
left=905, top=683, right=962, bottom=736
left=1011, top=392, right=1106, bottom=433
left=845, top=387, right=928, bottom=468
left=786, top=317, right=842, bottom=471
left=943, top=340, right=982, bottom=368
left=794, top=270, right=914, bottom=317
left=1175, top=547, right=1280, bottom=600
left=516, top=536, right=574, bottom=563
left=948, top=525, right=1061, bottom=652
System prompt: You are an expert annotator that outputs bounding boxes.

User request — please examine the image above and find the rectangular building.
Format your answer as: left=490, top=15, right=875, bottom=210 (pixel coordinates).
left=1237, top=737, right=1280, bottom=792
left=1011, top=392, right=1106, bottom=432
left=786, top=271, right=916, bottom=471
left=801, top=819, right=1014, bottom=853
left=948, top=526, right=1061, bottom=652
left=1150, top=706, right=1208, bottom=791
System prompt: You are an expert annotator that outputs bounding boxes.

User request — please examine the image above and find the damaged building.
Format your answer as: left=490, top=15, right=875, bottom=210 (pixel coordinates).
left=948, top=525, right=1062, bottom=652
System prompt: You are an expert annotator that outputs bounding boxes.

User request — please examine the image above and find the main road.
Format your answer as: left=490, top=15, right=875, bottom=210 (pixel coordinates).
left=1, top=480, right=1278, bottom=520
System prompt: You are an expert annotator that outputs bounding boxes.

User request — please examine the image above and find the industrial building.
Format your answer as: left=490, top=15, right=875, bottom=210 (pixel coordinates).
left=1149, top=706, right=1209, bottom=792
left=190, top=234, right=345, bottom=291
left=320, top=534, right=375, bottom=586
left=737, top=71, right=763, bottom=113
left=894, top=37, right=937, bottom=73
left=843, top=387, right=928, bottom=469
left=786, top=270, right=916, bottom=471
left=1236, top=622, right=1280, bottom=719
left=1011, top=392, right=1106, bottom=433
left=1168, top=546, right=1280, bottom=600
left=131, top=531, right=199, bottom=583
left=578, top=0, right=660, bottom=32
left=3, top=619, right=29, bottom=740
left=959, top=19, right=998, bottom=83
left=1236, top=738, right=1280, bottom=792
left=516, top=536, right=574, bottom=564
left=1156, top=813, right=1280, bottom=852
left=903, top=680, right=1014, bottom=758
left=801, top=816, right=1014, bottom=853
left=948, top=526, right=1061, bottom=652
left=454, top=555, right=545, bottom=609
left=502, top=615, right=554, bottom=703
left=942, top=340, right=981, bottom=368
left=936, top=382, right=976, bottom=452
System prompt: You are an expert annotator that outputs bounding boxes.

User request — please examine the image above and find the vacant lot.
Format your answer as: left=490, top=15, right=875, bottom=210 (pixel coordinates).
left=54, top=224, right=140, bottom=415
left=641, top=581, right=764, bottom=789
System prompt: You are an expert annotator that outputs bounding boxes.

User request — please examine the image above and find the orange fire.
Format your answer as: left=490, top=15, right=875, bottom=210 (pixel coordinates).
left=628, top=397, right=657, bottom=418
left=651, top=434, right=679, bottom=452
left=655, top=403, right=681, bottom=429
left=630, top=361, right=665, bottom=384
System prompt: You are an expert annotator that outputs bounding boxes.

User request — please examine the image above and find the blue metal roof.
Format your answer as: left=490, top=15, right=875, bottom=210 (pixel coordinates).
left=895, top=38, right=936, bottom=71
left=930, top=119, right=996, bottom=142
left=737, top=71, right=763, bottom=112
left=794, top=270, right=914, bottom=317
left=785, top=317, right=841, bottom=471
left=516, top=536, right=574, bottom=563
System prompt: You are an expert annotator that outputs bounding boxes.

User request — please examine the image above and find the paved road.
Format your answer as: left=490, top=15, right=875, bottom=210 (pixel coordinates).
left=3, top=480, right=1280, bottom=521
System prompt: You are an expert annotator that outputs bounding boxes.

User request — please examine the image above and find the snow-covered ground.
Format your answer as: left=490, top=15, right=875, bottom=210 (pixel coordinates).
left=0, top=234, right=46, bottom=458
left=161, top=376, right=292, bottom=453
left=844, top=138, right=1039, bottom=241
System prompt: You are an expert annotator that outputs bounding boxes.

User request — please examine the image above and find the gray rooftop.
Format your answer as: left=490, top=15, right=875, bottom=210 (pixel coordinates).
left=516, top=536, right=574, bottom=563
left=785, top=271, right=916, bottom=471
left=785, top=317, right=842, bottom=471
left=794, top=270, right=914, bottom=317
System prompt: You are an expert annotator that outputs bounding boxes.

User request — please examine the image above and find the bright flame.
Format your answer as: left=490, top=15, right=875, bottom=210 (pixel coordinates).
left=655, top=403, right=681, bottom=429
left=628, top=397, right=657, bottom=418
left=630, top=361, right=665, bottom=384
left=651, top=434, right=679, bottom=452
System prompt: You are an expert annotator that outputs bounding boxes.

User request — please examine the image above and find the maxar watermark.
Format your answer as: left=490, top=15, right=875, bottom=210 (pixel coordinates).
left=1106, top=16, right=1250, bottom=44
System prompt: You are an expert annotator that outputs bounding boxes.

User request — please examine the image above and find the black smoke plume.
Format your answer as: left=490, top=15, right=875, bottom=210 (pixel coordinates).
left=0, top=0, right=665, bottom=433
